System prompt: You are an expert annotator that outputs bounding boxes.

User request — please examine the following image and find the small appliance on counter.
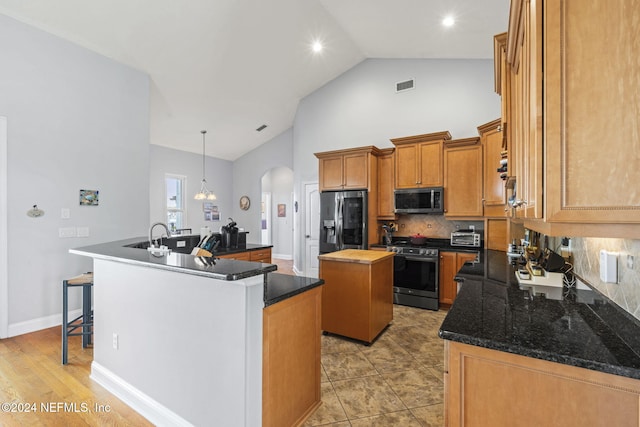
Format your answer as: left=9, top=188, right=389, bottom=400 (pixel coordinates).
left=450, top=230, right=481, bottom=247
left=221, top=218, right=247, bottom=249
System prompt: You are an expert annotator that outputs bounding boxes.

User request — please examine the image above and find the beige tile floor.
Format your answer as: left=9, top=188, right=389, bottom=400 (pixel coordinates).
left=304, top=304, right=448, bottom=427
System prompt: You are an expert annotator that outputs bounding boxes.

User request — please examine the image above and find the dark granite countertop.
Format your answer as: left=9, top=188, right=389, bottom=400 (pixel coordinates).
left=439, top=249, right=640, bottom=380
left=265, top=273, right=324, bottom=307
left=70, top=237, right=276, bottom=281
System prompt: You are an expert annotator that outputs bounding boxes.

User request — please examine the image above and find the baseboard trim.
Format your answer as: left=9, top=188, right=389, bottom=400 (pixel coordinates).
left=7, top=309, right=82, bottom=338
left=272, top=253, right=292, bottom=260
left=91, top=361, right=193, bottom=427
left=292, top=266, right=303, bottom=276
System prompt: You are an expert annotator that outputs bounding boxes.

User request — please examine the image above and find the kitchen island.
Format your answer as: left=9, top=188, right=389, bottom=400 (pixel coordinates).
left=319, top=249, right=395, bottom=344
left=439, top=250, right=640, bottom=426
left=70, top=237, right=323, bottom=427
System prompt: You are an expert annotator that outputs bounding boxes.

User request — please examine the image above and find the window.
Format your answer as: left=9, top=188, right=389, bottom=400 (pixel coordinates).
left=165, top=174, right=186, bottom=233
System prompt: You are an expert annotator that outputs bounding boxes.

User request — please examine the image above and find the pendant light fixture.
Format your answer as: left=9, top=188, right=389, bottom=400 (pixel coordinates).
left=194, top=130, right=217, bottom=200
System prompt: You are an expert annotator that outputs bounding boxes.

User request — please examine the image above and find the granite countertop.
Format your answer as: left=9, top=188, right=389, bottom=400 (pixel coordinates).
left=439, top=249, right=640, bottom=379
left=318, top=249, right=395, bottom=264
left=70, top=237, right=276, bottom=281
left=264, top=273, right=324, bottom=307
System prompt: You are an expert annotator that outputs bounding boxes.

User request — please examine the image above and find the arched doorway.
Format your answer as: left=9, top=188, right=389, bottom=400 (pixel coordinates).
left=260, top=167, right=294, bottom=262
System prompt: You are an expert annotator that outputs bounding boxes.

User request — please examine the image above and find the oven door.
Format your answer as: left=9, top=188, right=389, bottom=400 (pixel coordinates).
left=393, top=255, right=439, bottom=298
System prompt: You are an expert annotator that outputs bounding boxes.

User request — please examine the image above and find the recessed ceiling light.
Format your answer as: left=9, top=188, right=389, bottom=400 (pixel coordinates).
left=312, top=41, right=323, bottom=53
left=442, top=15, right=455, bottom=27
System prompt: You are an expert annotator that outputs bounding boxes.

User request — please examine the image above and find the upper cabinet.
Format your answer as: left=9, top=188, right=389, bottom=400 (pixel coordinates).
left=478, top=119, right=507, bottom=217
left=377, top=148, right=396, bottom=220
left=498, top=0, right=640, bottom=238
left=543, top=0, right=640, bottom=232
left=315, top=146, right=381, bottom=192
left=391, top=131, right=451, bottom=189
left=444, top=137, right=483, bottom=218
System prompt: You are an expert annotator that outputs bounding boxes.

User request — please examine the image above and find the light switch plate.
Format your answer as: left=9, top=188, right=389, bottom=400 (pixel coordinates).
left=59, top=227, right=76, bottom=238
left=77, top=227, right=89, bottom=237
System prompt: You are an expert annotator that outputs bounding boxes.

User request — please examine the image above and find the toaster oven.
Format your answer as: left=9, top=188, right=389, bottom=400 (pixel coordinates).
left=450, top=231, right=481, bottom=247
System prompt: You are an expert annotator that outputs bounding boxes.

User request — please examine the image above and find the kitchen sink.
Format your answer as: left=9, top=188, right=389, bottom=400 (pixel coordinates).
left=124, top=235, right=201, bottom=254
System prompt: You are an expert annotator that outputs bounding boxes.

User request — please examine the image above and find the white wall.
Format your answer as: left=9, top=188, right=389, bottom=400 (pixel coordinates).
left=149, top=144, right=233, bottom=234
left=232, top=129, right=293, bottom=242
left=261, top=167, right=294, bottom=258
left=292, top=58, right=500, bottom=273
left=0, top=14, right=150, bottom=334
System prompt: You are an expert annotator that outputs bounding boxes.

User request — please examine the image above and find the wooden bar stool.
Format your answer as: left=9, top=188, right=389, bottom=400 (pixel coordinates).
left=62, top=272, right=93, bottom=364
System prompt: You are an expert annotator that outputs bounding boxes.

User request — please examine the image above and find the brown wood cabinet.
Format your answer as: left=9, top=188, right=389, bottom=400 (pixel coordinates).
left=315, top=146, right=381, bottom=192
left=478, top=119, right=507, bottom=217
left=391, top=131, right=451, bottom=189
left=376, top=148, right=396, bottom=220
left=445, top=340, right=640, bottom=427
left=439, top=251, right=478, bottom=306
left=498, top=0, right=640, bottom=237
left=216, top=251, right=251, bottom=261
left=319, top=250, right=394, bottom=344
left=249, top=248, right=272, bottom=263
left=443, top=138, right=483, bottom=218
left=543, top=0, right=640, bottom=229
left=263, top=286, right=322, bottom=427
left=216, top=248, right=271, bottom=263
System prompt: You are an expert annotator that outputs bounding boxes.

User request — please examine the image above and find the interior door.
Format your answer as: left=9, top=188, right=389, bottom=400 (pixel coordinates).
left=304, top=183, right=320, bottom=278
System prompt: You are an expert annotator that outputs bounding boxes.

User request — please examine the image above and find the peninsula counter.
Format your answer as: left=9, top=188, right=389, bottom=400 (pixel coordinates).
left=70, top=237, right=323, bottom=427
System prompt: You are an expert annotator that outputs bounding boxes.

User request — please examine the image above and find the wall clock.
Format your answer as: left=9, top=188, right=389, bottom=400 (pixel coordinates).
left=239, top=195, right=251, bottom=211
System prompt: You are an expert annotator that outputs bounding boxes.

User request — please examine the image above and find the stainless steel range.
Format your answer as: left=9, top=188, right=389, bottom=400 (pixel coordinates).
left=388, top=243, right=439, bottom=310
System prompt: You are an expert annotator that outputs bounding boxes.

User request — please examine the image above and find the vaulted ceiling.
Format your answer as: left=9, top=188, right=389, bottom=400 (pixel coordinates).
left=0, top=0, right=509, bottom=160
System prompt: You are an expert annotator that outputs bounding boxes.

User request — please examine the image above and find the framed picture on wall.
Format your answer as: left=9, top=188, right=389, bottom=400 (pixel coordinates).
left=277, top=204, right=286, bottom=217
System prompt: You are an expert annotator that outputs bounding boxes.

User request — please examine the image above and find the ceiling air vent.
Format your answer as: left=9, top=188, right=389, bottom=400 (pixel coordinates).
left=396, top=78, right=415, bottom=93
left=256, top=124, right=267, bottom=132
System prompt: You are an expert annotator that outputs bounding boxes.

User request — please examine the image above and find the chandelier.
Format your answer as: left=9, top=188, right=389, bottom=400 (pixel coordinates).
left=194, top=130, right=217, bottom=200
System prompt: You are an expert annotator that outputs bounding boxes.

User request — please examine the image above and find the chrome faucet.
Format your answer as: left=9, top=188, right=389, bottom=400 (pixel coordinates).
left=148, top=222, right=171, bottom=249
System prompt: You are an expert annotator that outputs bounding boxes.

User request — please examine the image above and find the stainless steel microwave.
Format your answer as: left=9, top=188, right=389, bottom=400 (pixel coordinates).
left=394, top=187, right=444, bottom=214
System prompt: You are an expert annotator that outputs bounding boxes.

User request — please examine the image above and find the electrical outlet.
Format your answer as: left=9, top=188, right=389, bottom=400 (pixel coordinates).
left=61, top=208, right=70, bottom=219
left=628, top=255, right=635, bottom=269
left=112, top=333, right=119, bottom=350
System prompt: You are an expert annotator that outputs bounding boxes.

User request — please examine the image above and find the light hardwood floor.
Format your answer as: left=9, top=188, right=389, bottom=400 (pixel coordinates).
left=0, top=327, right=152, bottom=426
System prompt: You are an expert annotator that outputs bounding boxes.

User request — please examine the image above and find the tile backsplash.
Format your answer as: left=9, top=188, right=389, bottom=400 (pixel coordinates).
left=381, top=215, right=484, bottom=240
left=570, top=237, right=640, bottom=320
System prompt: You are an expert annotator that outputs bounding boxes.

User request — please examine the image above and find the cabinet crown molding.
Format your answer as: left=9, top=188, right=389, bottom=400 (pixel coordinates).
left=477, top=118, right=502, bottom=135
left=444, top=137, right=480, bottom=148
left=314, top=145, right=383, bottom=159
left=390, top=131, right=452, bottom=146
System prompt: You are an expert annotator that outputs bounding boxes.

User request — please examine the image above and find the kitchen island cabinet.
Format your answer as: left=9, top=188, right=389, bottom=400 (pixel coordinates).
left=70, top=237, right=322, bottom=427
left=319, top=249, right=395, bottom=344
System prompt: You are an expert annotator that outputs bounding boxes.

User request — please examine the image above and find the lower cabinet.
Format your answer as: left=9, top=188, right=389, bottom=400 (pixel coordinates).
left=263, top=287, right=322, bottom=427
left=216, top=248, right=272, bottom=263
left=445, top=341, right=640, bottom=427
left=250, top=248, right=272, bottom=263
left=439, top=252, right=478, bottom=306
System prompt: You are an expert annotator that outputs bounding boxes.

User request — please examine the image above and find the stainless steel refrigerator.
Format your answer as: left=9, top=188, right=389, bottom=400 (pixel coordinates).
left=320, top=190, right=368, bottom=254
